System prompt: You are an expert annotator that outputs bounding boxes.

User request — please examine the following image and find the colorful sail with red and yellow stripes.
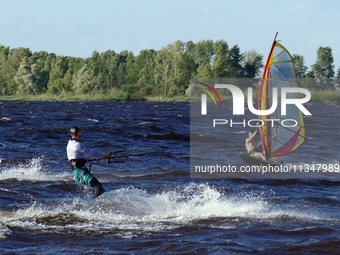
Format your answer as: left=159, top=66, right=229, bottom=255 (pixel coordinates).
left=259, top=36, right=306, bottom=157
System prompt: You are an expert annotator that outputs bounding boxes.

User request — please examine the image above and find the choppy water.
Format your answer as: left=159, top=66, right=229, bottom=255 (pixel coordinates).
left=1, top=101, right=340, bottom=254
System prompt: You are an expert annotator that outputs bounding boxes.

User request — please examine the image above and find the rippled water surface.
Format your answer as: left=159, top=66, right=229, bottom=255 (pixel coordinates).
left=1, top=101, right=340, bottom=254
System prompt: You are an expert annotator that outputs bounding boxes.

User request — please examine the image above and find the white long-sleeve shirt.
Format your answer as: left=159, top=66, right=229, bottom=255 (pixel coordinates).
left=67, top=139, right=106, bottom=160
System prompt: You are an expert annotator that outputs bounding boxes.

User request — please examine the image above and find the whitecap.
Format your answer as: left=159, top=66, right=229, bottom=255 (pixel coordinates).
left=0, top=183, right=330, bottom=236
left=87, top=119, right=99, bottom=122
left=0, top=157, right=70, bottom=182
left=0, top=224, right=11, bottom=239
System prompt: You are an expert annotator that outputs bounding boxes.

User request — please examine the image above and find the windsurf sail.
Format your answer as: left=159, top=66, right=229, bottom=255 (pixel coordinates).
left=259, top=33, right=306, bottom=157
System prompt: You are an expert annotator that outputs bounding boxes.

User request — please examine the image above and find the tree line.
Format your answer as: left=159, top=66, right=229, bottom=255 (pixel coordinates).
left=0, top=40, right=339, bottom=99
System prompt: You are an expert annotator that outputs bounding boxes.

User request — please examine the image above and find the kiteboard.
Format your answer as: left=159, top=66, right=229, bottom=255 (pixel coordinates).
left=239, top=152, right=281, bottom=167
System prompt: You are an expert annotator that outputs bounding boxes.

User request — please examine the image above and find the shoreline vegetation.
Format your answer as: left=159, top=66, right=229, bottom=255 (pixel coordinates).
left=0, top=89, right=340, bottom=103
left=0, top=40, right=339, bottom=103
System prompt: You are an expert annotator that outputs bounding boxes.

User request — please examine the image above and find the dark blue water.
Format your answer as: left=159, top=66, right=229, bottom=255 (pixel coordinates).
left=1, top=101, right=340, bottom=254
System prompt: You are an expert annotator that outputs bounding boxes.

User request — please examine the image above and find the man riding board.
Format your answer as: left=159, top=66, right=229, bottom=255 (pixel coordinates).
left=245, top=129, right=266, bottom=160
left=67, top=126, right=111, bottom=197
left=245, top=129, right=282, bottom=164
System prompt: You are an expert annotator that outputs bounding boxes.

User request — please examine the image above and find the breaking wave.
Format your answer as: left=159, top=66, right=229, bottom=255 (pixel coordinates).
left=0, top=183, right=329, bottom=239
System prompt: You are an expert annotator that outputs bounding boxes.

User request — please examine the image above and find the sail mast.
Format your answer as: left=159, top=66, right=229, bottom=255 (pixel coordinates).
left=273, top=31, right=278, bottom=41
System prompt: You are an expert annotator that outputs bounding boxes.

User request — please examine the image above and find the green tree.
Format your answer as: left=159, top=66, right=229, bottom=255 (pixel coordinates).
left=183, top=40, right=197, bottom=78
left=311, top=46, right=335, bottom=90
left=312, top=46, right=335, bottom=78
left=292, top=54, right=308, bottom=78
left=29, top=51, right=55, bottom=91
left=116, top=51, right=130, bottom=88
left=213, top=40, right=229, bottom=78
left=134, top=49, right=156, bottom=96
left=1, top=47, right=32, bottom=94
left=87, top=50, right=101, bottom=76
left=169, top=40, right=194, bottom=96
left=124, top=51, right=137, bottom=87
left=72, top=64, right=100, bottom=93
left=15, top=58, right=45, bottom=94
left=31, top=63, right=47, bottom=92
left=242, top=50, right=263, bottom=78
left=226, top=45, right=243, bottom=78
left=194, top=40, right=214, bottom=78
left=47, top=56, right=82, bottom=93
left=15, top=57, right=33, bottom=94
left=0, top=45, right=10, bottom=94
left=97, top=50, right=118, bottom=89
left=48, top=56, right=70, bottom=92
left=99, top=50, right=131, bottom=90
left=155, top=45, right=173, bottom=96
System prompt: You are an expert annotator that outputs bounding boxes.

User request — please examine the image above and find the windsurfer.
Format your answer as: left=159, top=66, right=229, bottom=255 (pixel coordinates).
left=245, top=129, right=283, bottom=164
left=246, top=129, right=266, bottom=160
left=66, top=126, right=111, bottom=197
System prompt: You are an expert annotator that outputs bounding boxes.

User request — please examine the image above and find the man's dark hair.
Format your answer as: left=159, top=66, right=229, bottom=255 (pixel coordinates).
left=70, top=126, right=80, bottom=137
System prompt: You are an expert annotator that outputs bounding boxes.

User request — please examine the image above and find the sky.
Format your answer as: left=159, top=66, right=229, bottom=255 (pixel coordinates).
left=0, top=0, right=339, bottom=72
